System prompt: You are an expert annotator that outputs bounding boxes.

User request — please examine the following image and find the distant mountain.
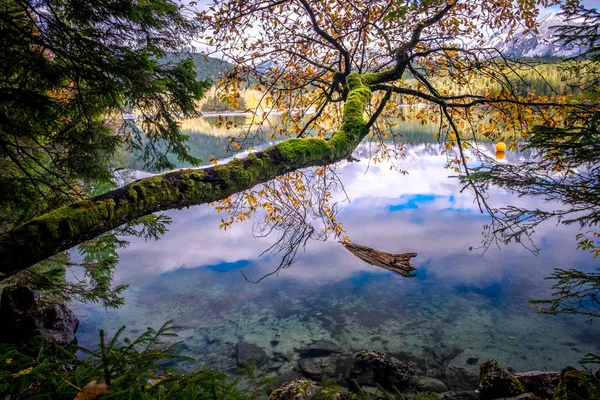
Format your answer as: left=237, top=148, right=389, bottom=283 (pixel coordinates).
left=162, top=52, right=233, bottom=83
left=465, top=13, right=586, bottom=58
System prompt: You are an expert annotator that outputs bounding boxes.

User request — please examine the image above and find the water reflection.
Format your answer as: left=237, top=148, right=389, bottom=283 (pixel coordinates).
left=128, top=111, right=458, bottom=171
left=74, top=142, right=600, bottom=376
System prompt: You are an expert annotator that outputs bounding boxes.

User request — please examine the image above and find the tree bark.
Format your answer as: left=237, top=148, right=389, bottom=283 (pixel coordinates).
left=343, top=242, right=417, bottom=277
left=0, top=73, right=374, bottom=278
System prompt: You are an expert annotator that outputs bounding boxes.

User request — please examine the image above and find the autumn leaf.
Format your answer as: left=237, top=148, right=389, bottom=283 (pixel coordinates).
left=74, top=381, right=114, bottom=400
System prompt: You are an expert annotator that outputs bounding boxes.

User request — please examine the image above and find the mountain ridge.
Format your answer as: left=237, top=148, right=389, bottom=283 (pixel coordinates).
left=163, top=52, right=233, bottom=83
left=465, top=12, right=586, bottom=58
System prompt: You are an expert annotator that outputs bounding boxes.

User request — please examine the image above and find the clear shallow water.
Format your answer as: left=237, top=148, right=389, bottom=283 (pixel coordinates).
left=73, top=142, right=600, bottom=376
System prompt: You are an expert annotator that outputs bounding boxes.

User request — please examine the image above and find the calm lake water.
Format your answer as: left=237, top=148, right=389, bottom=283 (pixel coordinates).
left=73, top=124, right=600, bottom=376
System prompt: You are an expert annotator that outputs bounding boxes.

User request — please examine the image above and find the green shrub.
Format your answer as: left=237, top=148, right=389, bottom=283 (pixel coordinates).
left=0, top=321, right=268, bottom=399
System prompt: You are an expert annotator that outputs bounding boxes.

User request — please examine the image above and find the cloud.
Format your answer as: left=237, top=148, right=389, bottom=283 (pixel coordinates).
left=108, top=144, right=591, bottom=292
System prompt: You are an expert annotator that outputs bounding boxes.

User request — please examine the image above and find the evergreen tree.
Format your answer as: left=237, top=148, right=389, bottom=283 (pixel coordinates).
left=0, top=0, right=210, bottom=231
left=0, top=0, right=210, bottom=304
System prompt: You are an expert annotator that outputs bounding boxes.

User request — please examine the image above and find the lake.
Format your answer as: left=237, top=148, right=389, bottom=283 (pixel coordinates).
left=73, top=122, right=600, bottom=378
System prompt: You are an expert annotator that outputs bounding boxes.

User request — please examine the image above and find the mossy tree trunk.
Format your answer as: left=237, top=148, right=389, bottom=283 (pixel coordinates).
left=0, top=0, right=454, bottom=277
left=0, top=73, right=377, bottom=278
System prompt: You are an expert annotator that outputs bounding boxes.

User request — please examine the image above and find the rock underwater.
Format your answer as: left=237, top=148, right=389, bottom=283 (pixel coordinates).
left=346, top=350, right=415, bottom=390
left=235, top=341, right=270, bottom=367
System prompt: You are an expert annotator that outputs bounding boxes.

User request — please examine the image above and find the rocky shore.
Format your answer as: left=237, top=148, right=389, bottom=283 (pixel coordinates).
left=1, top=286, right=598, bottom=399
left=233, top=339, right=600, bottom=400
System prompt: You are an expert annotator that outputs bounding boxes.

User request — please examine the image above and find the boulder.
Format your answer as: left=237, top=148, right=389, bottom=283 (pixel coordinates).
left=442, top=391, right=479, bottom=400
left=443, top=364, right=479, bottom=391
left=269, top=379, right=319, bottom=400
left=298, top=356, right=337, bottom=379
left=346, top=350, right=414, bottom=390
left=0, top=286, right=78, bottom=346
left=235, top=342, right=269, bottom=367
left=410, top=376, right=448, bottom=393
left=479, top=359, right=526, bottom=400
left=333, top=356, right=355, bottom=387
left=298, top=341, right=343, bottom=358
left=515, top=371, right=560, bottom=398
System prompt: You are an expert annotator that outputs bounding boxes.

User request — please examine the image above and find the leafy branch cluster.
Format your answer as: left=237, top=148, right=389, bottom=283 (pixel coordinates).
left=214, top=166, right=349, bottom=282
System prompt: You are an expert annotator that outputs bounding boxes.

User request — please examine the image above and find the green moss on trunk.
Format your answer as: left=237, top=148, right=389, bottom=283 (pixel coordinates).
left=0, top=73, right=373, bottom=278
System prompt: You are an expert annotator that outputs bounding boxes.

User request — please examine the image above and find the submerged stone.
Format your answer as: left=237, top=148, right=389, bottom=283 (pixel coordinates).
left=390, top=351, right=428, bottom=375
left=423, top=346, right=464, bottom=369
left=267, top=352, right=291, bottom=372
left=479, top=359, right=526, bottom=400
left=410, top=376, right=449, bottom=393
left=298, top=340, right=343, bottom=358
left=0, top=286, right=78, bottom=346
left=346, top=350, right=414, bottom=390
left=235, top=341, right=269, bottom=367
left=298, top=356, right=337, bottom=379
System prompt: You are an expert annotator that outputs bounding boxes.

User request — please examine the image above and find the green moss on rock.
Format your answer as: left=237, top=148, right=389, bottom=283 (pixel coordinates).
left=479, top=359, right=526, bottom=400
left=553, top=366, right=600, bottom=400
left=268, top=379, right=319, bottom=400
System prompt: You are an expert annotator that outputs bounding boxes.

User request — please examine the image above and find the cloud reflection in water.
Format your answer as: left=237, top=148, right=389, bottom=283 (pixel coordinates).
left=73, top=143, right=600, bottom=373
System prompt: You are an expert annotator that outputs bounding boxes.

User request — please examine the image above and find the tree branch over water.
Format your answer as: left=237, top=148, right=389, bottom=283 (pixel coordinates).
left=0, top=0, right=580, bottom=279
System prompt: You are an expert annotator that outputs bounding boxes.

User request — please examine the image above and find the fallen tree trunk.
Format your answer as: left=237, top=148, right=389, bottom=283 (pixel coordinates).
left=343, top=242, right=417, bottom=277
left=0, top=73, right=374, bottom=278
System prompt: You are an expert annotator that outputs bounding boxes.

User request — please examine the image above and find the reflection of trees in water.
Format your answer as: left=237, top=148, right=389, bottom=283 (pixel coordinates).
left=215, top=166, right=348, bottom=282
left=214, top=162, right=418, bottom=282
left=176, top=111, right=538, bottom=172
left=126, top=107, right=542, bottom=172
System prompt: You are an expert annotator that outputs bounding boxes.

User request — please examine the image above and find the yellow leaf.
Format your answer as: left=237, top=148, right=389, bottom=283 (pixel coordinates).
left=10, top=367, right=33, bottom=378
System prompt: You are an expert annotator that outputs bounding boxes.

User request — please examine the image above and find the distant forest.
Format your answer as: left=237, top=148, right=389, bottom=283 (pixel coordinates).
left=162, top=52, right=233, bottom=83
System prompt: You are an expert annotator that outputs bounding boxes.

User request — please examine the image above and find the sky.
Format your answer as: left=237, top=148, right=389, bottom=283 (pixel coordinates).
left=543, top=0, right=600, bottom=14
